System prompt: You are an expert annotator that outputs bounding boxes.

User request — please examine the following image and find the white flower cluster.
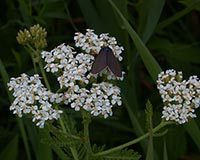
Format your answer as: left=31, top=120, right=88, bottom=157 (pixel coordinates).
left=42, top=43, right=94, bottom=87
left=41, top=43, right=122, bottom=118
left=74, top=29, right=125, bottom=80
left=63, top=82, right=121, bottom=118
left=88, top=82, right=122, bottom=118
left=74, top=29, right=124, bottom=62
left=8, top=29, right=124, bottom=128
left=8, top=74, right=63, bottom=128
left=157, top=69, right=200, bottom=124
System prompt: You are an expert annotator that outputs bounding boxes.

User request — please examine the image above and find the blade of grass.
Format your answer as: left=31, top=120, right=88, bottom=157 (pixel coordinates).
left=137, top=0, right=165, bottom=43
left=156, top=0, right=200, bottom=30
left=108, top=0, right=162, bottom=81
left=0, top=59, right=13, bottom=100
left=25, top=122, right=54, bottom=160
left=163, top=139, right=168, bottom=160
left=184, top=119, right=200, bottom=151
left=0, top=135, right=18, bottom=160
left=145, top=100, right=154, bottom=160
left=122, top=94, right=146, bottom=150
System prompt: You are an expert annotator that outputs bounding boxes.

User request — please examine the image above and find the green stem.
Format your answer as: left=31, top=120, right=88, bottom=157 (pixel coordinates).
left=59, top=116, right=79, bottom=160
left=25, top=44, right=51, bottom=90
left=93, top=121, right=173, bottom=157
left=84, top=121, right=91, bottom=150
left=38, top=56, right=51, bottom=90
left=82, top=110, right=92, bottom=159
left=31, top=54, right=38, bottom=73
left=24, top=46, right=38, bottom=73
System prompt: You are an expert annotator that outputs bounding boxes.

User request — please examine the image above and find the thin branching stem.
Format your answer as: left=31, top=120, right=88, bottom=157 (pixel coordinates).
left=93, top=121, right=174, bottom=157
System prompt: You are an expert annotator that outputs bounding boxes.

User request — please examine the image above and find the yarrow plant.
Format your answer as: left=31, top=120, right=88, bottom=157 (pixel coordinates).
left=7, top=24, right=200, bottom=160
left=41, top=30, right=124, bottom=119
left=157, top=69, right=200, bottom=124
left=9, top=26, right=124, bottom=128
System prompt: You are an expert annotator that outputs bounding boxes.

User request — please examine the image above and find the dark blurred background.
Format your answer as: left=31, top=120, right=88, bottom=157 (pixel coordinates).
left=1, top=0, right=200, bottom=159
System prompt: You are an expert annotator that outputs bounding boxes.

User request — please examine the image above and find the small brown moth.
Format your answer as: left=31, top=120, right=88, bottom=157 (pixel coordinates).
left=91, top=47, right=122, bottom=77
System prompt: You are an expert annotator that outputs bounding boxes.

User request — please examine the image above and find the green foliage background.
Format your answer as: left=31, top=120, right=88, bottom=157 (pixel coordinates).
left=1, top=0, right=200, bottom=159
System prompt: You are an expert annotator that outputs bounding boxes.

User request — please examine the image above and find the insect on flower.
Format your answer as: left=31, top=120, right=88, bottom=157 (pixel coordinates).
left=91, top=46, right=122, bottom=77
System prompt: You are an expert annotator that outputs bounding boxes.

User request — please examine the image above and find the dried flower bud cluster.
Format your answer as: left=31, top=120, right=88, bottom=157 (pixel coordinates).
left=16, top=29, right=32, bottom=45
left=8, top=74, right=63, bottom=128
left=16, top=24, right=47, bottom=49
left=157, top=69, right=200, bottom=124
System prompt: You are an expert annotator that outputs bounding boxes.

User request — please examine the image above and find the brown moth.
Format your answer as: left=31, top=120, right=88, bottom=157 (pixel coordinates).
left=91, top=47, right=122, bottom=77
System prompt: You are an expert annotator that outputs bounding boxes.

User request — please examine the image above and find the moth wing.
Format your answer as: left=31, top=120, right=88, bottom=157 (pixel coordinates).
left=91, top=49, right=107, bottom=74
left=107, top=50, right=122, bottom=77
